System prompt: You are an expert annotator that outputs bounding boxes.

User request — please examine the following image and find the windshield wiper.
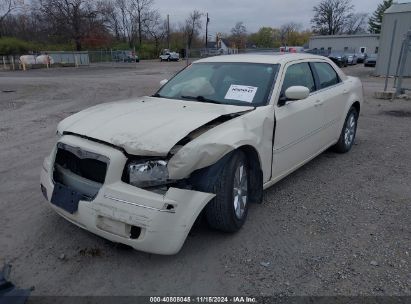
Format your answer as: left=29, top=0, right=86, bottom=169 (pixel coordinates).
left=152, top=93, right=162, bottom=97
left=180, top=95, right=221, bottom=104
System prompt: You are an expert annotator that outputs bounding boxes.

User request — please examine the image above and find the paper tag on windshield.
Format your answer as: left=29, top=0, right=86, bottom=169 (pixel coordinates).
left=224, top=85, right=258, bottom=103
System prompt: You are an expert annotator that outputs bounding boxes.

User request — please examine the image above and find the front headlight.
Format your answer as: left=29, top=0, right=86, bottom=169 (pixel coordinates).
left=128, top=160, right=170, bottom=188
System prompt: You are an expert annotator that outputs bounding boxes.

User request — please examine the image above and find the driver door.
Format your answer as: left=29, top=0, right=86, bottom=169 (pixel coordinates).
left=272, top=61, right=326, bottom=180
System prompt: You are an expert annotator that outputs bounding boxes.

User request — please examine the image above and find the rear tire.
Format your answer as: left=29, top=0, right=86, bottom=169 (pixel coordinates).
left=333, top=107, right=358, bottom=153
left=205, top=151, right=249, bottom=232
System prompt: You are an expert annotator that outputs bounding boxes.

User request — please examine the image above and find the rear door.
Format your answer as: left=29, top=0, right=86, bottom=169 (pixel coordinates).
left=310, top=61, right=348, bottom=144
left=272, top=61, right=326, bottom=179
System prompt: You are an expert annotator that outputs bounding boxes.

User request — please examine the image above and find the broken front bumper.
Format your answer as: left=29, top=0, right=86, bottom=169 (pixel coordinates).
left=40, top=135, right=214, bottom=255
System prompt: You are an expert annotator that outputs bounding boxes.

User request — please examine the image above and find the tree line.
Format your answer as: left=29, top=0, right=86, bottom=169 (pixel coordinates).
left=0, top=0, right=393, bottom=56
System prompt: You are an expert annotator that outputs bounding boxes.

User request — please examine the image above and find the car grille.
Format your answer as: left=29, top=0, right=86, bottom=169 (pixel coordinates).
left=53, top=143, right=109, bottom=198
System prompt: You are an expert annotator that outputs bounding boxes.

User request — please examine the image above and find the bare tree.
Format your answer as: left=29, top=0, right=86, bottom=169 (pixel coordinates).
left=183, top=10, right=202, bottom=49
left=39, top=0, right=99, bottom=50
left=98, top=0, right=121, bottom=40
left=0, top=0, right=19, bottom=21
left=311, top=0, right=354, bottom=35
left=130, top=0, right=154, bottom=46
left=345, top=13, right=368, bottom=34
left=144, top=10, right=165, bottom=55
left=114, top=0, right=134, bottom=45
left=230, top=21, right=247, bottom=49
left=0, top=0, right=21, bottom=36
left=280, top=22, right=302, bottom=46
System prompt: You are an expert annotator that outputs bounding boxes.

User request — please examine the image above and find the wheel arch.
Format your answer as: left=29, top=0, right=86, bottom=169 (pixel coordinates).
left=351, top=101, right=361, bottom=114
left=238, top=145, right=264, bottom=204
left=189, top=145, right=263, bottom=204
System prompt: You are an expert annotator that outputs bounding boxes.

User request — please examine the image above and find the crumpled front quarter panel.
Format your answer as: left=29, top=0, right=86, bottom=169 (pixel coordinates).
left=168, top=106, right=275, bottom=181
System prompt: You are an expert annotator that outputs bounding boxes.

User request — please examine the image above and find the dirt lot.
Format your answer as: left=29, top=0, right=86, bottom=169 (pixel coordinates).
left=0, top=61, right=410, bottom=297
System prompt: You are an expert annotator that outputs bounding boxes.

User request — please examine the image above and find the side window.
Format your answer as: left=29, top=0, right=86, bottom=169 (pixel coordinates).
left=312, top=62, right=340, bottom=89
left=281, top=63, right=315, bottom=96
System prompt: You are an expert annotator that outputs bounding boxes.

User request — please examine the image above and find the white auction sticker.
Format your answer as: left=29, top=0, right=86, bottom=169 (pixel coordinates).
left=224, top=85, right=258, bottom=103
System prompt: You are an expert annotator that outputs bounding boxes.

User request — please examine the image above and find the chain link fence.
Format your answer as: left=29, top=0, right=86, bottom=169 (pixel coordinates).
left=1, top=51, right=89, bottom=70
left=1, top=47, right=287, bottom=71
left=88, top=50, right=137, bottom=63
left=1, top=55, right=20, bottom=70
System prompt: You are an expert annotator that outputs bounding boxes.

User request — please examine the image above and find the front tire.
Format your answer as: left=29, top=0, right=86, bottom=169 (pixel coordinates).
left=333, top=107, right=358, bottom=153
left=205, top=151, right=249, bottom=232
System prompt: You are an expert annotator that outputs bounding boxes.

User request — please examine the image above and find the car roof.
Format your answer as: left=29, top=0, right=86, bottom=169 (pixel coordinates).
left=194, top=53, right=327, bottom=65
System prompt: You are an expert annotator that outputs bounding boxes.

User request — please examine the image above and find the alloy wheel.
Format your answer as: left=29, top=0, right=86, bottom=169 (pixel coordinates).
left=344, top=113, right=356, bottom=147
left=233, top=162, right=248, bottom=219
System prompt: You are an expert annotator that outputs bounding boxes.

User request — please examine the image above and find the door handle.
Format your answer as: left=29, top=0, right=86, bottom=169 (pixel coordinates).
left=314, top=99, right=324, bottom=107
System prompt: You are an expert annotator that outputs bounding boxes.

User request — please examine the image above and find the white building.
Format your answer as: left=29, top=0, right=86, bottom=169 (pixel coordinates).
left=375, top=2, right=411, bottom=76
left=309, top=34, right=380, bottom=55
left=202, top=39, right=238, bottom=56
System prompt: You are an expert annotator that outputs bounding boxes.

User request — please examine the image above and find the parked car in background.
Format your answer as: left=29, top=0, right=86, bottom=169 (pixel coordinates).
left=357, top=53, right=367, bottom=63
left=364, top=54, right=377, bottom=67
left=160, top=49, right=180, bottom=61
left=40, top=54, right=363, bottom=255
left=113, top=51, right=139, bottom=63
left=346, top=53, right=358, bottom=65
left=328, top=52, right=348, bottom=67
left=303, top=49, right=328, bottom=56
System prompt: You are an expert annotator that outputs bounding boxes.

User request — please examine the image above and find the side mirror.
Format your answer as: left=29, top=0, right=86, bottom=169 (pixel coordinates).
left=285, top=86, right=310, bottom=101
left=160, top=79, right=168, bottom=86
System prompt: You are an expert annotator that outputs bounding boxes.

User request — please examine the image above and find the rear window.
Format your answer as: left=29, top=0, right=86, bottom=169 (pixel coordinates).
left=312, top=62, right=340, bottom=89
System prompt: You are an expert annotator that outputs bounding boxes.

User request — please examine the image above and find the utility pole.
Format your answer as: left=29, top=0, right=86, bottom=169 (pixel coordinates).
left=205, top=13, right=210, bottom=50
left=167, top=14, right=170, bottom=50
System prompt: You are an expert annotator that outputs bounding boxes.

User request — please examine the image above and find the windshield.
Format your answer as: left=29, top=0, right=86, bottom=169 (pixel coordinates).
left=155, top=62, right=279, bottom=106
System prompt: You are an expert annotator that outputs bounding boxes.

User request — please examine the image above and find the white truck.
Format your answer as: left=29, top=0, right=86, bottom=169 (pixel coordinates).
left=160, top=49, right=180, bottom=61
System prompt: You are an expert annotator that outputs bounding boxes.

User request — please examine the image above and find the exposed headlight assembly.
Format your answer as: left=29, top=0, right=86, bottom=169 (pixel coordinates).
left=128, top=160, right=170, bottom=188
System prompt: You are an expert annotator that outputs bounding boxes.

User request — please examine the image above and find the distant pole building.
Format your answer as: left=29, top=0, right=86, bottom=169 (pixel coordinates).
left=375, top=2, right=411, bottom=77
left=308, top=34, right=380, bottom=55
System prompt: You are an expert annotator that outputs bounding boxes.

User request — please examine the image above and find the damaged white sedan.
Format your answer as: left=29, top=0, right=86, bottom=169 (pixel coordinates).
left=40, top=54, right=363, bottom=254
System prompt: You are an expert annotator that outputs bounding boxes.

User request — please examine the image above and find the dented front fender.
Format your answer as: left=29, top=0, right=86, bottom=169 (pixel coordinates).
left=168, top=106, right=275, bottom=181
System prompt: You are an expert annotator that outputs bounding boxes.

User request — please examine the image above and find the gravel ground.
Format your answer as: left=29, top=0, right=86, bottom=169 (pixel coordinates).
left=0, top=61, right=410, bottom=297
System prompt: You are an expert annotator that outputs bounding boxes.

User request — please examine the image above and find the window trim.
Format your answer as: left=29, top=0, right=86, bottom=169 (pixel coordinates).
left=277, top=61, right=317, bottom=107
left=309, top=61, right=341, bottom=92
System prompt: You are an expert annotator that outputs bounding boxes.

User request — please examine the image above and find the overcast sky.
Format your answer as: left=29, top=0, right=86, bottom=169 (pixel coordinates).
left=155, top=0, right=389, bottom=38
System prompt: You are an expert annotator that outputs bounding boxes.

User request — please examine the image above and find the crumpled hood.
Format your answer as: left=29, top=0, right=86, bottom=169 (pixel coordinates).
left=58, top=97, right=253, bottom=156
